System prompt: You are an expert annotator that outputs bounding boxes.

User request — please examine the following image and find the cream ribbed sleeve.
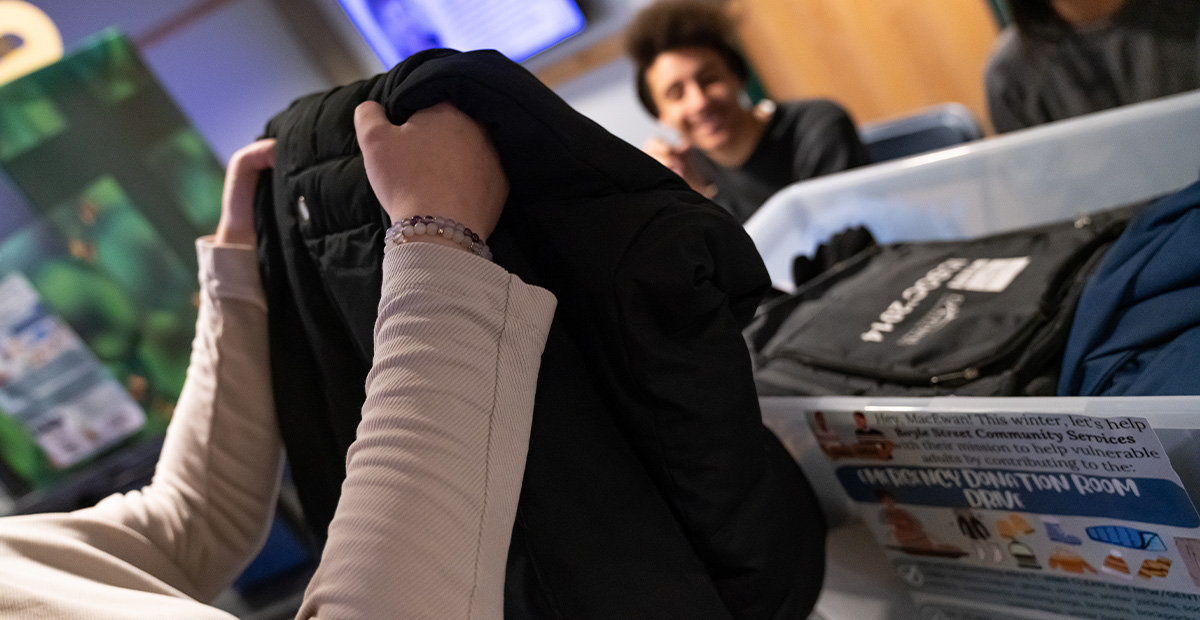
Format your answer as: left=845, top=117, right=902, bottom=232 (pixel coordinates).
left=0, top=238, right=280, bottom=620
left=297, top=242, right=555, bottom=620
left=0, top=239, right=555, bottom=620
left=84, top=238, right=284, bottom=601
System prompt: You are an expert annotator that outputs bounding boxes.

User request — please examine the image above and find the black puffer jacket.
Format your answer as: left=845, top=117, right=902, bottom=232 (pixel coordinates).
left=254, top=49, right=825, bottom=620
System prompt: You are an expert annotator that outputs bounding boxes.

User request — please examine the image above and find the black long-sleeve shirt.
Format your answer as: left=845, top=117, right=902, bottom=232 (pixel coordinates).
left=986, top=0, right=1200, bottom=133
left=691, top=99, right=871, bottom=223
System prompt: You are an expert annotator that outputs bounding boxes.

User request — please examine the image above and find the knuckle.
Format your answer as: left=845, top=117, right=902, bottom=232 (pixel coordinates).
left=359, top=123, right=388, bottom=148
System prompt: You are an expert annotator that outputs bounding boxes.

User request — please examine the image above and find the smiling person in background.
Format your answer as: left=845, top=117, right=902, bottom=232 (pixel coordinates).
left=626, top=0, right=870, bottom=223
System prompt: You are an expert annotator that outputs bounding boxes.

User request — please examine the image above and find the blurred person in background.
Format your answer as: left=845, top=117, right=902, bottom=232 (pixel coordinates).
left=626, top=0, right=870, bottom=223
left=987, top=0, right=1200, bottom=133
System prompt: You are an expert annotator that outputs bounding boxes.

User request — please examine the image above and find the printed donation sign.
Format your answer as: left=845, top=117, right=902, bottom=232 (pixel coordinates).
left=808, top=408, right=1200, bottom=620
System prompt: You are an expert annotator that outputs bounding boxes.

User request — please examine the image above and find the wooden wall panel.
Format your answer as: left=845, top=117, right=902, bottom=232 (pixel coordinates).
left=729, top=0, right=1000, bottom=131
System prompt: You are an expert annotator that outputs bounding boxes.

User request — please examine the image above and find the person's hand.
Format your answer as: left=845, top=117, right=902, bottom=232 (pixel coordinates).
left=215, top=139, right=276, bottom=246
left=354, top=101, right=508, bottom=245
left=643, top=136, right=714, bottom=198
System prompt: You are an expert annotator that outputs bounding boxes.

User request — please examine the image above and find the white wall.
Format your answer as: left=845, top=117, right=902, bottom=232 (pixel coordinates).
left=28, top=0, right=185, bottom=43
left=551, top=57, right=659, bottom=147
left=143, top=1, right=334, bottom=162
left=29, top=0, right=335, bottom=162
left=524, top=0, right=662, bottom=148
left=25, top=0, right=659, bottom=157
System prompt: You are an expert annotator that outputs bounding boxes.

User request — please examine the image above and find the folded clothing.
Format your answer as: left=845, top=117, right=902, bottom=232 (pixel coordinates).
left=1059, top=177, right=1200, bottom=395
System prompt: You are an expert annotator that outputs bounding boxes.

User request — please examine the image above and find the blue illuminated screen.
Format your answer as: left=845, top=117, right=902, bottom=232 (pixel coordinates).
left=337, top=0, right=585, bottom=66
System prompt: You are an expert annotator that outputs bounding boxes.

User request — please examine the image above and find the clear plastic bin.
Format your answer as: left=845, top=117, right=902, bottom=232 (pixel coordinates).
left=743, top=93, right=1200, bottom=619
left=744, top=90, right=1200, bottom=292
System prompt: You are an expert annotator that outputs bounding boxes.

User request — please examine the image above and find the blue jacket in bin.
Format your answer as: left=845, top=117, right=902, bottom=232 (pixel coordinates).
left=1059, top=178, right=1200, bottom=396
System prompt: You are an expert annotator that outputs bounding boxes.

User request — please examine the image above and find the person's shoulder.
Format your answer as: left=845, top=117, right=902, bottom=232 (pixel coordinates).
left=990, top=27, right=1019, bottom=59
left=771, top=99, right=870, bottom=171
left=985, top=27, right=1043, bottom=98
left=778, top=98, right=851, bottom=117
left=775, top=99, right=856, bottom=128
left=1136, top=0, right=1200, bottom=34
left=986, top=28, right=1023, bottom=76
left=1136, top=0, right=1200, bottom=21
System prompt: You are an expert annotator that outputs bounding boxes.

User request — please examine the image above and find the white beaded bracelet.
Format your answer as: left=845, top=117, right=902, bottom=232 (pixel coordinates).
left=384, top=215, right=492, bottom=260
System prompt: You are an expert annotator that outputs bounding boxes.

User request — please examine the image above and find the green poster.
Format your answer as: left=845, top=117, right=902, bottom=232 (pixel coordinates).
left=0, top=31, right=225, bottom=499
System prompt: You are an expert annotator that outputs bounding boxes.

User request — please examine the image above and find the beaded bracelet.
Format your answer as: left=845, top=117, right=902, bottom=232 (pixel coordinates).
left=384, top=215, right=492, bottom=260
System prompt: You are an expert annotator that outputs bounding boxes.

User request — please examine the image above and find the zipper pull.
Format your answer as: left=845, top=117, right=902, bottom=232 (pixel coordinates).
left=930, top=367, right=980, bottom=385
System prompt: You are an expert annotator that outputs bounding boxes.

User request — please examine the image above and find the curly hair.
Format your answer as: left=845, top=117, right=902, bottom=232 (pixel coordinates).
left=624, top=0, right=748, bottom=117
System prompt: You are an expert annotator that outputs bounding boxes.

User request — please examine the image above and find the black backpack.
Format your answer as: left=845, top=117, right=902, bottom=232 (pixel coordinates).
left=752, top=204, right=1143, bottom=397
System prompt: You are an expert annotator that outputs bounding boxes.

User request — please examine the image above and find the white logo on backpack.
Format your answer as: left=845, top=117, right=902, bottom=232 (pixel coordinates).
left=860, top=256, right=1031, bottom=343
left=898, top=293, right=964, bottom=346
left=948, top=257, right=1031, bottom=293
left=860, top=258, right=968, bottom=343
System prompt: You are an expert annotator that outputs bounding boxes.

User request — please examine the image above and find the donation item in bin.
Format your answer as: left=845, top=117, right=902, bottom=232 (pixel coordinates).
left=808, top=407, right=1200, bottom=619
left=753, top=205, right=1141, bottom=399
left=0, top=31, right=225, bottom=502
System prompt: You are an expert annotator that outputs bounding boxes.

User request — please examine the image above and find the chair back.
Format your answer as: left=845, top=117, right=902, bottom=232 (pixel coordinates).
left=859, top=103, right=983, bottom=163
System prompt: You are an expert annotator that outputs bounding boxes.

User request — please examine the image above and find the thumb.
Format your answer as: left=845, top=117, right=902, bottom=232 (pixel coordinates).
left=354, top=101, right=392, bottom=144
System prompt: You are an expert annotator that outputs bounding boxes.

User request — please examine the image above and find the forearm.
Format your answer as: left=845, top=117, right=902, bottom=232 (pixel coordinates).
left=84, top=238, right=282, bottom=601
left=297, top=242, right=555, bottom=620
